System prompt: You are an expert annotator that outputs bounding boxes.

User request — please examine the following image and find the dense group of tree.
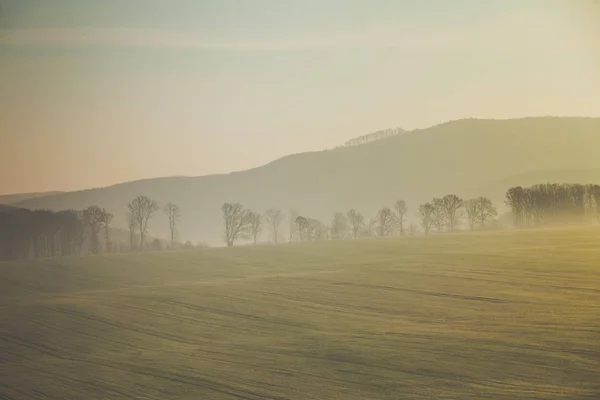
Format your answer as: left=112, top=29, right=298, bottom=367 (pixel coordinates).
left=506, top=183, right=600, bottom=228
left=0, top=207, right=83, bottom=261
left=0, top=195, right=180, bottom=261
left=0, top=205, right=114, bottom=261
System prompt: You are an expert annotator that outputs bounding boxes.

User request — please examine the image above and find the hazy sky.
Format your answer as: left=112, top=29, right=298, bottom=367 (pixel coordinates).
left=1, top=0, right=599, bottom=195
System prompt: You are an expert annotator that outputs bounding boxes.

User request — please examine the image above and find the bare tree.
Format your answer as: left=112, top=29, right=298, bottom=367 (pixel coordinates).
left=302, top=217, right=326, bottom=241
left=100, top=210, right=114, bottom=252
left=163, top=202, right=180, bottom=249
left=128, top=196, right=159, bottom=250
left=347, top=209, right=364, bottom=239
left=464, top=199, right=479, bottom=231
left=295, top=216, right=309, bottom=241
left=82, top=206, right=106, bottom=254
left=505, top=186, right=526, bottom=227
left=330, top=212, right=349, bottom=240
left=431, top=197, right=446, bottom=232
left=475, top=197, right=498, bottom=228
left=394, top=199, right=408, bottom=235
left=265, top=208, right=284, bottom=243
left=418, top=203, right=435, bottom=235
left=127, top=212, right=137, bottom=251
left=376, top=206, right=397, bottom=236
left=248, top=211, right=263, bottom=244
left=440, top=194, right=464, bottom=232
left=294, top=215, right=325, bottom=241
left=222, top=203, right=252, bottom=246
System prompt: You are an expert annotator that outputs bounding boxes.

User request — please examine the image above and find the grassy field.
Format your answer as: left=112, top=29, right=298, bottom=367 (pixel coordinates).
left=1, top=228, right=600, bottom=399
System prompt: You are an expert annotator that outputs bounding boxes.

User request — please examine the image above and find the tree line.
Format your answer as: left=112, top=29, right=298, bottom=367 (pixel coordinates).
left=0, top=208, right=83, bottom=261
left=0, top=206, right=112, bottom=261
left=219, top=194, right=499, bottom=246
left=506, top=183, right=600, bottom=228
left=0, top=195, right=180, bottom=261
left=5, top=182, right=600, bottom=260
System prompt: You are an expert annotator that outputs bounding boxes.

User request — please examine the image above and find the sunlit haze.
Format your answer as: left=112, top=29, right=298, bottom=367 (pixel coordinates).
left=1, top=0, right=599, bottom=194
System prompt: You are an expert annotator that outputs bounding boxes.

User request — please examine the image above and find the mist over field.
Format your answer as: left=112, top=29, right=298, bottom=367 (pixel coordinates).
left=4, top=117, right=600, bottom=246
left=2, top=1, right=600, bottom=399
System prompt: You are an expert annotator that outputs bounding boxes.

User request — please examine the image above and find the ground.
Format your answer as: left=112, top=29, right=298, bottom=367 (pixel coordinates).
left=1, top=227, right=599, bottom=399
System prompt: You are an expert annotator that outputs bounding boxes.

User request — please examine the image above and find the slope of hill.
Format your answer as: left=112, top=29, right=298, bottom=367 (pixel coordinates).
left=1, top=228, right=600, bottom=399
left=11, top=117, right=600, bottom=244
left=0, top=191, right=63, bottom=205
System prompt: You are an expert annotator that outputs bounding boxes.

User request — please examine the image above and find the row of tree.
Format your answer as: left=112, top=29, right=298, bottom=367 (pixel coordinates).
left=126, top=196, right=181, bottom=250
left=118, top=185, right=600, bottom=249
left=219, top=194, right=499, bottom=246
left=0, top=195, right=180, bottom=261
left=419, top=196, right=497, bottom=234
left=6, top=183, right=600, bottom=260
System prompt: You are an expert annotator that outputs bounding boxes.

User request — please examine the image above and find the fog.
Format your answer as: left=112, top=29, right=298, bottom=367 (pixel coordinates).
left=2, top=4, right=600, bottom=397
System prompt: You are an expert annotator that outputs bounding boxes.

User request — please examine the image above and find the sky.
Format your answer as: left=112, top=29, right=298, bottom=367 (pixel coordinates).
left=1, top=0, right=599, bottom=195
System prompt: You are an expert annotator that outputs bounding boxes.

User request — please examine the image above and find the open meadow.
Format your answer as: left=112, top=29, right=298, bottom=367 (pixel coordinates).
left=1, top=227, right=600, bottom=399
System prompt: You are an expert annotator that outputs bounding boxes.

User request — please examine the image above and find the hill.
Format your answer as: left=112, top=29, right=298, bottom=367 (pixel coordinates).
left=0, top=191, right=63, bottom=205
left=1, top=228, right=599, bottom=399
left=10, top=116, right=600, bottom=244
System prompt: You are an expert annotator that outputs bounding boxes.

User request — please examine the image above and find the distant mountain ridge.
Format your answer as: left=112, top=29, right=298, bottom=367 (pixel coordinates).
left=9, top=116, right=600, bottom=245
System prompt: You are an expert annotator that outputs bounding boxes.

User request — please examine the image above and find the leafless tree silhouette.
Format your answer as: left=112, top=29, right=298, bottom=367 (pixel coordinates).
left=347, top=209, right=364, bottom=239
left=394, top=199, right=408, bottom=234
left=222, top=203, right=252, bottom=246
left=419, top=203, right=435, bottom=235
left=376, top=206, right=397, bottom=237
left=163, top=202, right=180, bottom=249
left=249, top=211, right=263, bottom=244
left=330, top=212, right=349, bottom=240
left=440, top=194, right=464, bottom=232
left=464, top=199, right=479, bottom=231
left=128, top=196, right=159, bottom=250
left=265, top=208, right=283, bottom=243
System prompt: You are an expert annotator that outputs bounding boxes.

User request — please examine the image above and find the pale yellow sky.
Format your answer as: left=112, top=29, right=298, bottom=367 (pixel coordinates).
left=1, top=1, right=599, bottom=195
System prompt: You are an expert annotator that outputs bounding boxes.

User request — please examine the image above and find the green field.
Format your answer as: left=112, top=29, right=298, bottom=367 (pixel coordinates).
left=1, top=228, right=600, bottom=399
